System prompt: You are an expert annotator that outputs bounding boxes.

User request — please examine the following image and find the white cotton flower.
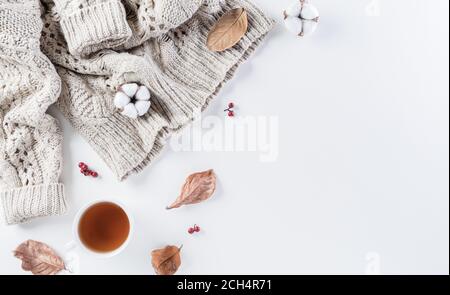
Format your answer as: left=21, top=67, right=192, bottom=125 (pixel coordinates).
left=135, top=86, right=151, bottom=101
left=122, top=103, right=138, bottom=119
left=120, top=83, right=139, bottom=97
left=300, top=3, right=319, bottom=20
left=115, top=83, right=152, bottom=118
left=135, top=101, right=151, bottom=116
left=285, top=1, right=302, bottom=18
left=302, top=20, right=318, bottom=36
left=284, top=17, right=303, bottom=36
left=114, top=92, right=131, bottom=108
left=284, top=0, right=319, bottom=37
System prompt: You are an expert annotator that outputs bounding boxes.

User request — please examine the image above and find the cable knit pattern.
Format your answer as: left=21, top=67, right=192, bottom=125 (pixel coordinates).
left=53, top=0, right=205, bottom=56
left=0, top=0, right=272, bottom=223
left=0, top=0, right=67, bottom=225
left=40, top=0, right=274, bottom=181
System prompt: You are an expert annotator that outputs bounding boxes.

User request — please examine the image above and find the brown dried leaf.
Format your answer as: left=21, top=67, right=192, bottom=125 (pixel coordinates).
left=151, top=245, right=182, bottom=275
left=167, top=169, right=216, bottom=210
left=13, top=240, right=65, bottom=275
left=207, top=8, right=248, bottom=52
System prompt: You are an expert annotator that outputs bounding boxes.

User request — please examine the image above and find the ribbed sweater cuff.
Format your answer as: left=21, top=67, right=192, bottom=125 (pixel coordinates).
left=59, top=0, right=131, bottom=57
left=0, top=183, right=67, bottom=225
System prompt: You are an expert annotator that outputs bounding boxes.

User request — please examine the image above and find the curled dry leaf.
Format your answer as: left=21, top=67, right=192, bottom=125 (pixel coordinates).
left=207, top=8, right=248, bottom=52
left=13, top=240, right=65, bottom=275
left=151, top=245, right=182, bottom=275
left=167, top=169, right=216, bottom=210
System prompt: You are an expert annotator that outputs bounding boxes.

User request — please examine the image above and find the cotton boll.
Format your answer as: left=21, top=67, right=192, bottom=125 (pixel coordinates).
left=120, top=83, right=139, bottom=97
left=114, top=92, right=130, bottom=108
left=135, top=86, right=151, bottom=101
left=284, top=16, right=303, bottom=36
left=135, top=101, right=151, bottom=116
left=300, top=3, right=319, bottom=20
left=285, top=1, right=302, bottom=17
left=116, top=83, right=152, bottom=118
left=301, top=20, right=318, bottom=36
left=122, top=103, right=138, bottom=119
left=284, top=1, right=319, bottom=37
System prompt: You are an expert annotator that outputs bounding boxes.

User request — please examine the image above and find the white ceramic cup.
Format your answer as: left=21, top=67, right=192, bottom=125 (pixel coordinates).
left=72, top=200, right=134, bottom=258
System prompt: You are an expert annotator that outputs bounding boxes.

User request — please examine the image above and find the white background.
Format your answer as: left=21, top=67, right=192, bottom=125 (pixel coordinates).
left=1, top=0, right=448, bottom=275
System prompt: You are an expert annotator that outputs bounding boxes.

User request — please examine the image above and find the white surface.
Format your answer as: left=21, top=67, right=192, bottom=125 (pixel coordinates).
left=1, top=0, right=448, bottom=275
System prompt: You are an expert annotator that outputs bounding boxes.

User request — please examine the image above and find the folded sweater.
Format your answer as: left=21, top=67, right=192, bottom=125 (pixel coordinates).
left=0, top=0, right=274, bottom=224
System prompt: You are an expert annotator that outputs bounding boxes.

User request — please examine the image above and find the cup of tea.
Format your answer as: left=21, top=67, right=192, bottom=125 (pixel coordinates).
left=73, top=200, right=133, bottom=258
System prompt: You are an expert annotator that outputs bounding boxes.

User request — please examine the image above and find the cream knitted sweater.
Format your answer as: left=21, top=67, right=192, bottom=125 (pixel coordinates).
left=0, top=0, right=273, bottom=224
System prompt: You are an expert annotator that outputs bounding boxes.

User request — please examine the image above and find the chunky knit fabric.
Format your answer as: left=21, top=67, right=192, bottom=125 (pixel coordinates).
left=0, top=0, right=273, bottom=224
left=52, top=0, right=205, bottom=56
left=42, top=0, right=274, bottom=180
left=0, top=0, right=67, bottom=225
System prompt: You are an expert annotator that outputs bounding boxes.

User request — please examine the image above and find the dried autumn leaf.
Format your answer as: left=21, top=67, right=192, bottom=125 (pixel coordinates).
left=167, top=169, right=216, bottom=210
left=151, top=245, right=182, bottom=275
left=13, top=240, right=65, bottom=275
left=207, top=8, right=249, bottom=52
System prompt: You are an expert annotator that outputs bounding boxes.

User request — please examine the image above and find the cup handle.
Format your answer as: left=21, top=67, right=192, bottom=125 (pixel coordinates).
left=61, top=240, right=80, bottom=275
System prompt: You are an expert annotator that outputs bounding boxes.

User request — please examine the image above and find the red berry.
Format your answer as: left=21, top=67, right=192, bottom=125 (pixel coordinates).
left=78, top=162, right=88, bottom=170
left=91, top=171, right=98, bottom=178
left=188, top=228, right=195, bottom=234
left=194, top=225, right=200, bottom=232
left=228, top=111, right=234, bottom=117
left=228, top=102, right=234, bottom=109
left=83, top=170, right=90, bottom=176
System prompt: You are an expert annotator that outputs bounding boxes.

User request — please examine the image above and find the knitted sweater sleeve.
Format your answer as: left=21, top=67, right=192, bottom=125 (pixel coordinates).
left=41, top=0, right=274, bottom=181
left=53, top=0, right=203, bottom=56
left=52, top=0, right=132, bottom=57
left=0, top=0, right=67, bottom=225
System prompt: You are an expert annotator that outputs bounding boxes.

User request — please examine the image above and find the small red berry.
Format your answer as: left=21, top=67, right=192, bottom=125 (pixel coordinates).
left=78, top=162, right=88, bottom=170
left=228, top=102, right=234, bottom=109
left=194, top=225, right=200, bottom=232
left=91, top=171, right=98, bottom=178
left=83, top=170, right=90, bottom=176
left=228, top=111, right=234, bottom=117
left=188, top=228, right=195, bottom=234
